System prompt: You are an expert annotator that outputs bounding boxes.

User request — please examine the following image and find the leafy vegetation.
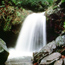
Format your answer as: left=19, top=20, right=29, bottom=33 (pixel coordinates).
left=1, top=0, right=54, bottom=11
left=0, top=5, right=32, bottom=33
left=0, top=0, right=55, bottom=33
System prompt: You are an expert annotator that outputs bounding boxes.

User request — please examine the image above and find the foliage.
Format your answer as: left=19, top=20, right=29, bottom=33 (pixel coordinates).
left=0, top=5, right=32, bottom=33
left=0, top=0, right=55, bottom=33
left=2, top=0, right=54, bottom=12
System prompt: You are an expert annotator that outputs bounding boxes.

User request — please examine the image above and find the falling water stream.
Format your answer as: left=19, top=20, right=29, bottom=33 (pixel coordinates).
left=8, top=12, right=46, bottom=59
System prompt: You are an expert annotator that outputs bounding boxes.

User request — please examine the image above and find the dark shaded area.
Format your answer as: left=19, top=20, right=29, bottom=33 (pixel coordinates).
left=46, top=22, right=59, bottom=43
left=55, top=0, right=61, bottom=4
left=0, top=50, right=9, bottom=65
left=0, top=29, right=18, bottom=48
left=46, top=4, right=65, bottom=42
left=60, top=2, right=65, bottom=13
left=61, top=50, right=65, bottom=55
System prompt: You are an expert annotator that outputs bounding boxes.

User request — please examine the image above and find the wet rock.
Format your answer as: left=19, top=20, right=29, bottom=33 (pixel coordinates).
left=40, top=52, right=61, bottom=65
left=55, top=35, right=65, bottom=46
left=0, top=39, right=9, bottom=64
left=54, top=59, right=63, bottom=65
left=32, top=35, right=65, bottom=64
left=33, top=41, right=57, bottom=63
left=40, top=41, right=56, bottom=54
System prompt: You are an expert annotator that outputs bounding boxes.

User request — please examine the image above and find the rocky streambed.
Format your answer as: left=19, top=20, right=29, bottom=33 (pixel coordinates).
left=2, top=35, right=65, bottom=65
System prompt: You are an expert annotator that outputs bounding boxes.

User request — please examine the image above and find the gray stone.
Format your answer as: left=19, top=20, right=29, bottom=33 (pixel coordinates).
left=40, top=41, right=56, bottom=54
left=40, top=52, right=61, bottom=65
left=54, top=59, right=63, bottom=65
left=55, top=35, right=65, bottom=46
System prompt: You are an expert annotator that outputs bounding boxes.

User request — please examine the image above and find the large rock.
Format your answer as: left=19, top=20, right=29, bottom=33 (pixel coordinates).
left=32, top=41, right=57, bottom=64
left=32, top=35, right=65, bottom=64
left=0, top=38, right=9, bottom=64
left=40, top=41, right=56, bottom=54
left=40, top=52, right=61, bottom=65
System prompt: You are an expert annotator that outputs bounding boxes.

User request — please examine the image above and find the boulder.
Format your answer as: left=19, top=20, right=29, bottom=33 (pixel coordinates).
left=40, top=52, right=61, bottom=65
left=0, top=38, right=9, bottom=64
left=32, top=35, right=65, bottom=64
left=32, top=41, right=57, bottom=64
left=54, top=59, right=63, bottom=65
left=40, top=41, right=56, bottom=54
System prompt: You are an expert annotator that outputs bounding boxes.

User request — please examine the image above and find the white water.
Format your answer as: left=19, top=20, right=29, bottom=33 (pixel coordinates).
left=8, top=12, right=46, bottom=59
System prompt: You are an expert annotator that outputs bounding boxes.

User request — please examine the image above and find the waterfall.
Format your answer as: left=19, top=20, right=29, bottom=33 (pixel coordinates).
left=15, top=12, right=46, bottom=52
left=8, top=12, right=46, bottom=58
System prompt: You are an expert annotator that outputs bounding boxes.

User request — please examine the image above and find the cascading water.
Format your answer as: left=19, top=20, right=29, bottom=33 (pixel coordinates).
left=8, top=12, right=46, bottom=58
left=16, top=12, right=46, bottom=51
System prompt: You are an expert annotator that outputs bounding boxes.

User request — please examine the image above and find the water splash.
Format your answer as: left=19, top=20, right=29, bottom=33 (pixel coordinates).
left=8, top=12, right=46, bottom=59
